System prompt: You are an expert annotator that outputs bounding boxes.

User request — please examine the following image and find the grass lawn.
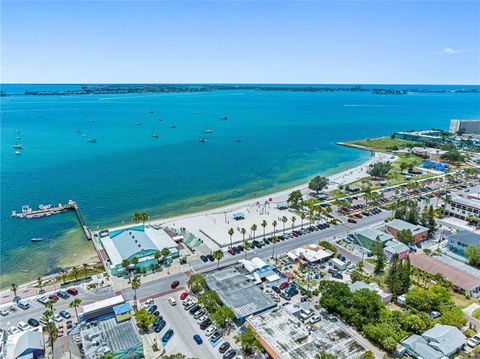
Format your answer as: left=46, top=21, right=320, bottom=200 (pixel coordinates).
left=452, top=292, right=479, bottom=309
left=344, top=136, right=417, bottom=152
left=365, top=258, right=377, bottom=265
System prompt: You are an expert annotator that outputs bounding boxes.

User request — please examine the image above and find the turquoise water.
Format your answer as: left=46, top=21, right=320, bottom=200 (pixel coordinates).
left=1, top=84, right=479, bottom=286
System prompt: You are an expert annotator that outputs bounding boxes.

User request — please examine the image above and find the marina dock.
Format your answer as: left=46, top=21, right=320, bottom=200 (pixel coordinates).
left=11, top=200, right=92, bottom=240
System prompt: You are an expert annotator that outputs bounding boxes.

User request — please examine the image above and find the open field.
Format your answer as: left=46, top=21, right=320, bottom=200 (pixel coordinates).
left=339, top=136, right=418, bottom=152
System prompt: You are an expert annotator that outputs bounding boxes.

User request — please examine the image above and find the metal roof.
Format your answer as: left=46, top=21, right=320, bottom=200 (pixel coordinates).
left=356, top=228, right=393, bottom=242
left=448, top=231, right=480, bottom=246
left=422, top=324, right=466, bottom=356
left=387, top=219, right=428, bottom=236
left=82, top=295, right=125, bottom=316
left=451, top=196, right=480, bottom=210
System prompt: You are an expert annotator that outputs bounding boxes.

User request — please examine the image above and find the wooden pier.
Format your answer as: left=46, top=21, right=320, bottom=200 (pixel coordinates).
left=11, top=200, right=92, bottom=240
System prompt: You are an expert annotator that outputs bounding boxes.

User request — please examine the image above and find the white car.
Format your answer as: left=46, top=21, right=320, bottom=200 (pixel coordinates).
left=196, top=315, right=208, bottom=324
left=18, top=321, right=31, bottom=331
left=37, top=296, right=50, bottom=305
left=205, top=325, right=218, bottom=337
left=53, top=314, right=63, bottom=322
left=8, top=326, right=19, bottom=335
left=168, top=297, right=177, bottom=306
left=183, top=298, right=193, bottom=306
left=0, top=309, right=9, bottom=316
left=467, top=335, right=480, bottom=348
left=143, top=299, right=154, bottom=308
left=309, top=315, right=322, bottom=324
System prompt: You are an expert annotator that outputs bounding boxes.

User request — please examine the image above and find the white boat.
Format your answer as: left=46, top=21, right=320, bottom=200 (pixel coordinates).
left=15, top=151, right=21, bottom=155
left=13, top=144, right=23, bottom=149
left=204, top=129, right=213, bottom=133
left=152, top=133, right=160, bottom=138
left=199, top=138, right=207, bottom=143
left=38, top=204, right=52, bottom=210
left=31, top=238, right=44, bottom=242
left=220, top=115, right=228, bottom=120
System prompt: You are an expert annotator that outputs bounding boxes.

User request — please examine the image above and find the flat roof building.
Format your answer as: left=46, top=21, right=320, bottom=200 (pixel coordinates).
left=448, top=230, right=480, bottom=257
left=450, top=119, right=480, bottom=134
left=444, top=195, right=480, bottom=222
left=288, top=244, right=333, bottom=264
left=395, top=130, right=444, bottom=144
left=4, top=327, right=44, bottom=359
left=354, top=228, right=394, bottom=251
left=386, top=219, right=429, bottom=244
left=100, top=225, right=179, bottom=276
left=205, top=266, right=276, bottom=324
left=246, top=303, right=367, bottom=359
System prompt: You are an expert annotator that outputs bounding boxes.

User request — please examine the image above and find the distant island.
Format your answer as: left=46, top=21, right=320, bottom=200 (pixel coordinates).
left=15, top=84, right=478, bottom=96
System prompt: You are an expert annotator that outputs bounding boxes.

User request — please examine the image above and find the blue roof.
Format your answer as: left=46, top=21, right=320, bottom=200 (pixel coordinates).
left=233, top=212, right=245, bottom=217
left=113, top=302, right=132, bottom=315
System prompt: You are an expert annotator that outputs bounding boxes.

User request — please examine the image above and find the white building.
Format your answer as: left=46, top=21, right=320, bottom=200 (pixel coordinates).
left=450, top=119, right=480, bottom=134
left=444, top=196, right=480, bottom=221
left=5, top=328, right=44, bottom=359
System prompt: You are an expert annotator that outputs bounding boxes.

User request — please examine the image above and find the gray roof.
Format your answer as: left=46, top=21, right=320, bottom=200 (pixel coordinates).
left=452, top=196, right=480, bottom=210
left=384, top=240, right=409, bottom=254
left=422, top=324, right=466, bottom=356
left=387, top=219, right=428, bottom=235
left=205, top=266, right=276, bottom=320
left=449, top=231, right=480, bottom=246
left=401, top=335, right=445, bottom=359
left=356, top=228, right=393, bottom=243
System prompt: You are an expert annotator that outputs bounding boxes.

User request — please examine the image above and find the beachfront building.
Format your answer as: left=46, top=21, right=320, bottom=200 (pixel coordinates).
left=78, top=295, right=143, bottom=359
left=386, top=219, right=429, bottom=244
left=99, top=225, right=179, bottom=276
left=444, top=196, right=480, bottom=221
left=448, top=231, right=480, bottom=257
left=4, top=327, right=45, bottom=359
left=399, top=324, right=465, bottom=359
left=354, top=228, right=394, bottom=251
left=349, top=280, right=392, bottom=304
left=395, top=130, right=444, bottom=144
left=449, top=119, right=480, bottom=134
left=205, top=265, right=276, bottom=324
left=410, top=147, right=447, bottom=161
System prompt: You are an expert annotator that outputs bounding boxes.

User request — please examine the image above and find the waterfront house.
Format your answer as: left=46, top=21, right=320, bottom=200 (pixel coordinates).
left=448, top=230, right=480, bottom=256
left=386, top=219, right=429, bottom=244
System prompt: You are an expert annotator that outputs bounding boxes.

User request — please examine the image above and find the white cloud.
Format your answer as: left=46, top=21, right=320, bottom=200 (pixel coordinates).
left=433, top=48, right=468, bottom=55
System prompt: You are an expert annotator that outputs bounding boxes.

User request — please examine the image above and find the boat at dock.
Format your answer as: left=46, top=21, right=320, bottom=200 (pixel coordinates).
left=12, top=200, right=77, bottom=219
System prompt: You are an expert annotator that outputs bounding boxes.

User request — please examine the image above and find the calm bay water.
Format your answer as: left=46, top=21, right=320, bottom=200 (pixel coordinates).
left=1, top=84, right=479, bottom=287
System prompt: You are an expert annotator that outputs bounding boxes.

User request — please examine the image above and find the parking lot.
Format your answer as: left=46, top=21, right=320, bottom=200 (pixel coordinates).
left=145, top=291, right=236, bottom=359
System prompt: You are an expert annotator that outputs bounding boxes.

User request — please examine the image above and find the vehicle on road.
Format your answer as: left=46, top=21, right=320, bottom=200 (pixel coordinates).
left=170, top=280, right=180, bottom=289
left=223, top=349, right=237, bottom=359
left=27, top=318, right=40, bottom=327
left=162, top=328, right=174, bottom=343
left=18, top=321, right=31, bottom=331
left=67, top=288, right=78, bottom=295
left=59, top=310, right=71, bottom=319
left=0, top=309, right=8, bottom=316
left=168, top=297, right=177, bottom=306
left=309, top=315, right=322, bottom=324
left=193, top=334, right=203, bottom=345
left=219, top=342, right=231, bottom=353
left=180, top=292, right=188, bottom=300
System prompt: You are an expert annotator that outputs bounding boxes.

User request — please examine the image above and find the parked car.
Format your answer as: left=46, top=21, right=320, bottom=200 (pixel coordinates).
left=331, top=272, right=343, bottom=279
left=27, top=318, right=40, bottom=327
left=467, top=335, right=480, bottom=348
left=227, top=248, right=236, bottom=255
left=154, top=320, right=166, bottom=333
left=147, top=305, right=158, bottom=314
left=200, top=319, right=212, bottom=330
left=48, top=294, right=59, bottom=301
left=207, top=254, right=215, bottom=262
left=184, top=302, right=195, bottom=310
left=196, top=315, right=208, bottom=324
left=279, top=282, right=289, bottom=290
left=211, top=331, right=222, bottom=342
left=223, top=349, right=237, bottom=359
left=280, top=293, right=291, bottom=301
left=205, top=325, right=218, bottom=336
left=219, top=342, right=231, bottom=353
left=0, top=309, right=9, bottom=316
left=347, top=218, right=357, bottom=223
left=168, top=297, right=177, bottom=306
left=53, top=314, right=63, bottom=322
left=67, top=288, right=78, bottom=295
left=309, top=315, right=322, bottom=324
left=17, top=301, right=30, bottom=310
left=170, top=280, right=180, bottom=289
left=8, top=326, right=19, bottom=335
left=180, top=292, right=189, bottom=300
left=18, top=321, right=31, bottom=331
left=193, top=334, right=203, bottom=345
left=143, top=299, right=154, bottom=308
left=57, top=291, right=70, bottom=300
left=59, top=310, right=71, bottom=319
left=162, top=329, right=174, bottom=342
left=200, top=255, right=208, bottom=262
left=194, top=309, right=206, bottom=319
left=189, top=305, right=201, bottom=314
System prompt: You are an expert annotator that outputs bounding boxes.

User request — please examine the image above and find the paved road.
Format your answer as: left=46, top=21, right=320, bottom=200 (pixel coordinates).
left=0, top=286, right=114, bottom=331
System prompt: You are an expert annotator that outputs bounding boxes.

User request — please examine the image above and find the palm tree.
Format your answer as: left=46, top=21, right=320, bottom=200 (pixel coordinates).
left=11, top=283, right=18, bottom=298
left=272, top=220, right=278, bottom=237
left=71, top=266, right=80, bottom=281
left=59, top=269, right=67, bottom=285
left=131, top=276, right=141, bottom=305
left=121, top=259, right=130, bottom=274
left=261, top=220, right=267, bottom=239
left=83, top=263, right=89, bottom=279
left=37, top=277, right=44, bottom=292
left=132, top=212, right=149, bottom=225
left=251, top=224, right=257, bottom=240
left=42, top=307, right=57, bottom=355
left=213, top=250, right=224, bottom=269
left=243, top=240, right=251, bottom=260
left=154, top=251, right=161, bottom=263
left=291, top=216, right=296, bottom=230
left=271, top=236, right=278, bottom=261
left=70, top=297, right=82, bottom=321
left=228, top=228, right=234, bottom=248
left=240, top=228, right=246, bottom=242
left=300, top=212, right=306, bottom=229
left=281, top=216, right=288, bottom=234
left=161, top=247, right=171, bottom=262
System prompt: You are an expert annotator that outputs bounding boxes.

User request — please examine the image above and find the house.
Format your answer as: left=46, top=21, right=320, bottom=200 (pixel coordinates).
left=386, top=219, right=429, bottom=244
left=100, top=225, right=179, bottom=276
left=349, top=281, right=392, bottom=304
left=384, top=240, right=410, bottom=261
left=400, top=324, right=466, bottom=358
left=448, top=231, right=480, bottom=256
left=354, top=228, right=394, bottom=251
left=444, top=196, right=480, bottom=221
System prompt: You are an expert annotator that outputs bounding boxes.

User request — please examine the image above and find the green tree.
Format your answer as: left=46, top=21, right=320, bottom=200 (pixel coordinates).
left=11, top=283, right=18, bottom=298
left=261, top=220, right=267, bottom=239
left=234, top=326, right=262, bottom=354
left=211, top=306, right=235, bottom=328
left=251, top=224, right=257, bottom=240
left=131, top=276, right=141, bottom=304
left=308, top=175, right=329, bottom=194
left=300, top=212, right=306, bottom=229
left=362, top=351, right=375, bottom=359
left=37, top=277, right=44, bottom=292
left=42, top=303, right=58, bottom=354
left=70, top=297, right=82, bottom=321
left=83, top=263, right=89, bottom=279
left=240, top=228, right=246, bottom=242
left=438, top=306, right=467, bottom=329
left=271, top=236, right=278, bottom=260
left=405, top=287, right=430, bottom=311
left=228, top=228, right=234, bottom=248
left=318, top=240, right=337, bottom=254
left=161, top=247, right=171, bottom=263
left=281, top=216, right=288, bottom=234
left=134, top=308, right=156, bottom=331
left=272, top=220, right=278, bottom=236
left=188, top=274, right=207, bottom=294
left=386, top=254, right=403, bottom=296
left=59, top=268, right=67, bottom=285
left=465, top=244, right=480, bottom=267
left=287, top=190, right=303, bottom=209
left=367, top=162, right=392, bottom=178
left=397, top=229, right=414, bottom=245
left=132, top=212, right=149, bottom=225
left=315, top=353, right=336, bottom=359
left=213, top=250, right=224, bottom=269
left=197, top=290, right=221, bottom=312
left=122, top=259, right=130, bottom=272
left=373, top=237, right=385, bottom=275
left=162, top=354, right=197, bottom=359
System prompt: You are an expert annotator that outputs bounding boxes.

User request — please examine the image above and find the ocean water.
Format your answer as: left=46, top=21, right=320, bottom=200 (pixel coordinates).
left=1, top=84, right=479, bottom=287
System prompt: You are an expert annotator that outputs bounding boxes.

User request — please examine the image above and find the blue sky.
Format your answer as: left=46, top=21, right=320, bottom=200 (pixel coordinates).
left=1, top=1, right=479, bottom=84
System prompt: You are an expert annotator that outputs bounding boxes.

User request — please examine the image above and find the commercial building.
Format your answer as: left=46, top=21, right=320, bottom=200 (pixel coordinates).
left=287, top=244, right=334, bottom=264
left=78, top=295, right=143, bottom=359
left=410, top=253, right=480, bottom=298
left=386, top=219, right=429, bottom=244
left=448, top=231, right=480, bottom=257
left=449, top=119, right=480, bottom=134
left=395, top=130, right=444, bottom=144
left=246, top=303, right=367, bottom=359
left=354, top=228, right=394, bottom=251
left=4, top=327, right=44, bottom=359
left=205, top=265, right=276, bottom=324
left=444, top=196, right=480, bottom=221
left=410, top=147, right=447, bottom=161
left=239, top=257, right=282, bottom=283
left=350, top=281, right=392, bottom=304
left=421, top=160, right=449, bottom=172
left=99, top=225, right=179, bottom=276
left=399, top=324, right=465, bottom=358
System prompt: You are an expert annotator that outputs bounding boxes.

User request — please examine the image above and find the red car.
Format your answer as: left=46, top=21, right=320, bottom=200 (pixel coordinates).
left=354, top=213, right=363, bottom=218
left=67, top=288, right=78, bottom=295
left=279, top=282, right=289, bottom=290
left=171, top=280, right=180, bottom=289
left=180, top=292, right=188, bottom=300
left=48, top=294, right=59, bottom=301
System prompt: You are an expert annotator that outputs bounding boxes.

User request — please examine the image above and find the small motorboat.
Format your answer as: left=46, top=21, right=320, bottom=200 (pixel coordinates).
left=13, top=144, right=23, bottom=149
left=204, top=129, right=213, bottom=133
left=152, top=133, right=160, bottom=138
left=150, top=111, right=155, bottom=114
left=199, top=138, right=207, bottom=143
left=90, top=119, right=95, bottom=123
left=234, top=138, right=242, bottom=142
left=15, top=151, right=21, bottom=155
left=135, top=122, right=142, bottom=126
left=170, top=124, right=176, bottom=128
left=87, top=138, right=97, bottom=143
left=220, top=115, right=228, bottom=120
left=31, top=238, right=44, bottom=242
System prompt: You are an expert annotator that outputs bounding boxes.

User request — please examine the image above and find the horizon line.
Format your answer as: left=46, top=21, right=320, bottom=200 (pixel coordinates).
left=2, top=82, right=479, bottom=86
